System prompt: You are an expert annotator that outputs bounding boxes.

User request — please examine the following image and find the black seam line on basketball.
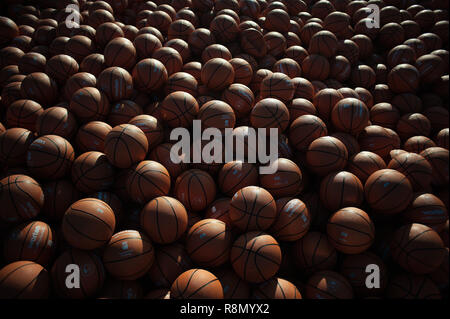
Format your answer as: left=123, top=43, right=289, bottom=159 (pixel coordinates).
left=18, top=221, right=37, bottom=260
left=253, top=251, right=268, bottom=283
left=277, top=279, right=287, bottom=299
left=69, top=207, right=113, bottom=231
left=189, top=229, right=228, bottom=256
left=111, top=125, right=128, bottom=166
left=69, top=249, right=87, bottom=298
left=242, top=235, right=258, bottom=282
left=103, top=247, right=153, bottom=264
left=245, top=188, right=258, bottom=232
left=72, top=152, right=102, bottom=185
left=180, top=269, right=200, bottom=297
left=185, top=278, right=219, bottom=299
left=34, top=222, right=51, bottom=264
left=73, top=88, right=105, bottom=119
left=258, top=103, right=284, bottom=129
left=13, top=270, right=41, bottom=299
left=50, top=108, right=69, bottom=133
left=192, top=171, right=210, bottom=208
left=64, top=217, right=108, bottom=242
left=185, top=173, right=195, bottom=211
left=224, top=87, right=253, bottom=107
left=186, top=220, right=218, bottom=241
left=230, top=232, right=249, bottom=265
left=415, top=276, right=428, bottom=299
left=338, top=176, right=346, bottom=209
left=394, top=244, right=445, bottom=269
left=327, top=234, right=373, bottom=247
left=229, top=277, right=242, bottom=298
left=233, top=243, right=282, bottom=266
left=168, top=95, right=190, bottom=126
left=53, top=135, right=68, bottom=178
left=206, top=60, right=224, bottom=90
left=271, top=204, right=307, bottom=236
left=154, top=198, right=165, bottom=243
left=162, top=196, right=180, bottom=240
left=31, top=75, right=48, bottom=105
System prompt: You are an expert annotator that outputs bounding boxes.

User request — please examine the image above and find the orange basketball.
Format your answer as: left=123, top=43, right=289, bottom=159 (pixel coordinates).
left=186, top=218, right=233, bottom=267
left=0, top=128, right=34, bottom=166
left=388, top=152, right=433, bottom=191
left=215, top=267, right=250, bottom=299
left=26, top=135, right=75, bottom=180
left=97, top=66, right=133, bottom=102
left=269, top=197, right=310, bottom=242
left=51, top=249, right=105, bottom=298
left=327, top=207, right=375, bottom=254
left=386, top=273, right=441, bottom=299
left=0, top=174, right=44, bottom=223
left=222, top=83, right=255, bottom=118
left=201, top=58, right=235, bottom=91
left=3, top=220, right=55, bottom=266
left=391, top=223, right=445, bottom=274
left=320, top=171, right=364, bottom=212
left=69, top=86, right=110, bottom=123
left=250, top=98, right=290, bottom=133
left=229, top=186, right=277, bottom=232
left=331, top=98, right=370, bottom=135
left=301, top=54, right=330, bottom=81
left=62, top=198, right=115, bottom=250
left=160, top=91, right=199, bottom=128
left=420, top=147, right=449, bottom=187
left=0, top=261, right=49, bottom=299
left=309, top=30, right=338, bottom=58
left=174, top=169, right=217, bottom=212
left=403, top=193, right=448, bottom=232
left=260, top=72, right=295, bottom=103
left=364, top=169, right=413, bottom=214
left=75, top=121, right=111, bottom=152
left=140, top=196, right=188, bottom=244
left=218, top=161, right=258, bottom=197
left=128, top=115, right=164, bottom=150
left=148, top=243, right=192, bottom=288
left=306, top=136, right=348, bottom=176
left=252, top=277, right=302, bottom=299
left=396, top=113, right=431, bottom=141
left=289, top=115, right=328, bottom=151
left=347, top=151, right=387, bottom=183
left=42, top=179, right=79, bottom=221
left=132, top=58, right=168, bottom=92
left=305, top=271, right=354, bottom=299
left=104, top=124, right=148, bottom=168
left=165, top=71, right=198, bottom=96
left=230, top=231, right=281, bottom=283
left=313, top=88, right=344, bottom=122
left=198, top=100, right=236, bottom=131
left=36, top=106, right=77, bottom=139
left=170, top=269, right=224, bottom=299
left=260, top=158, right=303, bottom=198
left=102, top=230, right=154, bottom=280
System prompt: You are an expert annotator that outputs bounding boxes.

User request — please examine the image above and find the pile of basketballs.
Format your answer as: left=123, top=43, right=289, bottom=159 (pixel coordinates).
left=0, top=0, right=448, bottom=299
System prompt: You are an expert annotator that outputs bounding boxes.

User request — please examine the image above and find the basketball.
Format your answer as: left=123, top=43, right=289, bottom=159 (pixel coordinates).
left=305, top=271, right=354, bottom=299
left=148, top=243, right=192, bottom=288
left=252, top=277, right=302, bottom=299
left=301, top=54, right=330, bottom=81
left=186, top=218, right=232, bottom=267
left=218, top=161, right=258, bottom=197
left=201, top=58, right=234, bottom=91
left=170, top=269, right=224, bottom=299
left=132, top=58, right=168, bottom=92
left=420, top=147, right=449, bottom=187
left=320, top=171, right=364, bottom=212
left=69, top=87, right=110, bottom=123
left=62, top=198, right=115, bottom=250
left=104, top=124, right=148, bottom=168
left=313, top=88, right=344, bottom=122
left=20, top=72, right=58, bottom=106
left=198, top=100, right=236, bottom=131
left=75, top=121, right=112, bottom=153
left=269, top=197, right=310, bottom=242
left=386, top=274, right=441, bottom=299
left=174, top=169, right=217, bottom=212
left=388, top=152, right=433, bottom=191
left=160, top=91, right=199, bottom=128
left=229, top=186, right=277, bottom=232
left=102, top=230, right=154, bottom=280
left=260, top=72, right=295, bottom=103
left=309, top=30, right=338, bottom=58
left=36, top=106, right=77, bottom=139
left=26, top=135, right=75, bottom=180
left=230, top=231, right=282, bottom=283
left=391, top=223, right=445, bottom=274
left=0, top=128, right=34, bottom=166
left=97, top=67, right=133, bottom=102
left=331, top=98, right=370, bottom=135
left=347, top=151, right=386, bottom=183
left=0, top=261, right=49, bottom=299
left=364, top=169, right=413, bottom=214
left=4, top=220, right=55, bottom=266
left=222, top=83, right=255, bottom=118
left=306, top=136, right=348, bottom=176
left=403, top=193, right=448, bottom=232
left=71, top=151, right=114, bottom=194
left=259, top=158, right=303, bottom=198
left=51, top=249, right=105, bottom=298
left=141, top=196, right=188, bottom=244
left=250, top=98, right=290, bottom=133
left=327, top=207, right=375, bottom=254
